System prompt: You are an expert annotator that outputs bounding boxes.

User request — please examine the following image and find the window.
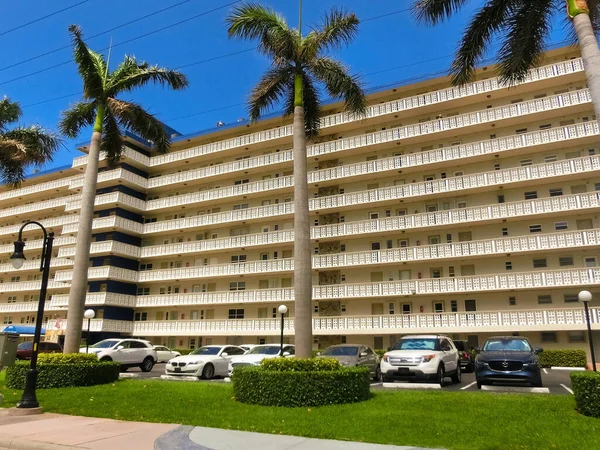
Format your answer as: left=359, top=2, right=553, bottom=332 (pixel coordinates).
left=371, top=242, right=381, bottom=251
left=465, top=299, right=477, bottom=311
left=458, top=231, right=472, bottom=242
left=497, top=195, right=505, bottom=203
left=502, top=228, right=508, bottom=236
left=564, top=294, right=579, bottom=303
left=585, top=257, right=597, bottom=267
left=2, top=316, right=12, bottom=324
left=446, top=233, right=452, bottom=243
left=568, top=331, right=585, bottom=343
left=494, top=163, right=500, bottom=171
left=433, top=302, right=444, bottom=313
left=137, top=287, right=150, bottom=296
left=340, top=244, right=346, bottom=252
left=134, top=312, right=148, bottom=321
left=509, top=296, right=516, bottom=306
left=139, top=264, right=153, bottom=271
left=388, top=303, right=395, bottom=314
left=537, top=295, right=552, bottom=304
left=401, top=303, right=411, bottom=314
left=451, top=300, right=458, bottom=312
left=559, top=256, right=574, bottom=266
left=529, top=224, right=542, bottom=233
left=396, top=209, right=407, bottom=216
left=544, top=154, right=557, bottom=162
left=524, top=191, right=538, bottom=200
left=229, top=281, right=246, bottom=291
left=7, top=296, right=17, bottom=303
left=520, top=159, right=533, bottom=166
left=549, top=188, right=563, bottom=197
left=577, top=219, right=593, bottom=230
left=398, top=239, right=409, bottom=248
left=228, top=309, right=245, bottom=319
left=431, top=268, right=442, bottom=278
left=533, top=258, right=547, bottom=268
left=448, top=266, right=455, bottom=277
left=456, top=200, right=467, bottom=209
left=231, top=255, right=247, bottom=264
left=369, top=212, right=379, bottom=220
left=555, top=221, right=568, bottom=231
left=428, top=235, right=441, bottom=245
left=234, top=179, right=249, bottom=185
left=505, top=262, right=513, bottom=271
left=426, top=204, right=438, bottom=212
left=233, top=203, right=249, bottom=210
left=541, top=332, right=558, bottom=343
left=516, top=128, right=528, bottom=134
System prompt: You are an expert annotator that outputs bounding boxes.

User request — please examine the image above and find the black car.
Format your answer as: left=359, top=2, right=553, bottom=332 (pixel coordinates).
left=454, top=340, right=475, bottom=372
left=475, top=336, right=543, bottom=389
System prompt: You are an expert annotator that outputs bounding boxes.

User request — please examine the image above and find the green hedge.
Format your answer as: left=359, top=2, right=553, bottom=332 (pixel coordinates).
left=571, top=371, right=600, bottom=418
left=375, top=349, right=386, bottom=358
left=172, top=348, right=193, bottom=355
left=233, top=364, right=371, bottom=407
left=262, top=357, right=340, bottom=371
left=539, top=350, right=587, bottom=368
left=6, top=353, right=119, bottom=389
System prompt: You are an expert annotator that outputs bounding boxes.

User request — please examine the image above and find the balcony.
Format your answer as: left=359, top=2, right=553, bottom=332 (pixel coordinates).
left=1, top=280, right=69, bottom=292
left=54, top=266, right=138, bottom=283
left=72, top=146, right=150, bottom=169
left=45, top=318, right=134, bottom=333
left=0, top=177, right=74, bottom=202
left=0, top=236, right=76, bottom=255
left=132, top=306, right=600, bottom=336
left=0, top=195, right=81, bottom=219
left=0, top=257, right=72, bottom=273
left=134, top=268, right=600, bottom=307
left=57, top=241, right=141, bottom=259
left=62, top=216, right=143, bottom=235
left=68, top=168, right=148, bottom=191
left=64, top=192, right=145, bottom=213
left=0, top=215, right=80, bottom=238
left=49, top=292, right=137, bottom=308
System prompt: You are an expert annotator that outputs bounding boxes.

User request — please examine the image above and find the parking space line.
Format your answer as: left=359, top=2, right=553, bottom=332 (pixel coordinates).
left=370, top=382, right=382, bottom=387
left=461, top=381, right=476, bottom=390
left=481, top=385, right=549, bottom=394
left=543, top=368, right=548, bottom=374
left=382, top=382, right=441, bottom=389
left=560, top=384, right=574, bottom=395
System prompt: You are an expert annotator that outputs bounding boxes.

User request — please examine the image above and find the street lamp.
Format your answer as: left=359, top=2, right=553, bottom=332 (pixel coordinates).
left=278, top=304, right=288, bottom=357
left=84, top=309, right=95, bottom=353
left=578, top=290, right=597, bottom=372
left=10, top=221, right=54, bottom=410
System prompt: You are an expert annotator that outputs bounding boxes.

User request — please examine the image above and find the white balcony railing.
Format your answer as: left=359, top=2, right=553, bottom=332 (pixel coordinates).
left=0, top=236, right=76, bottom=255
left=64, top=192, right=146, bottom=212
left=45, top=319, right=134, bottom=333
left=68, top=168, right=148, bottom=190
left=72, top=146, right=150, bottom=169
left=0, top=215, right=80, bottom=238
left=132, top=306, right=600, bottom=336
left=54, top=266, right=138, bottom=283
left=57, top=241, right=141, bottom=259
left=0, top=194, right=81, bottom=219
left=62, top=216, right=144, bottom=235
left=48, top=292, right=137, bottom=308
left=0, top=177, right=74, bottom=202
left=0, top=257, right=73, bottom=273
left=0, top=280, right=69, bottom=292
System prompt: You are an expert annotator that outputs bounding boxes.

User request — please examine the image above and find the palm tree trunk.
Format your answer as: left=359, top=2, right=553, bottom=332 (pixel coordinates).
left=63, top=104, right=104, bottom=353
left=292, top=74, right=313, bottom=358
left=572, top=3, right=600, bottom=126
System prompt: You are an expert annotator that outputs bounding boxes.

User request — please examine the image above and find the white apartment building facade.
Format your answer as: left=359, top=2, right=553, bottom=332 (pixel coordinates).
left=1, top=47, right=599, bottom=357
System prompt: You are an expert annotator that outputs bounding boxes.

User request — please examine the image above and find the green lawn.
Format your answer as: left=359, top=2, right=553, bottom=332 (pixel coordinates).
left=1, top=376, right=598, bottom=450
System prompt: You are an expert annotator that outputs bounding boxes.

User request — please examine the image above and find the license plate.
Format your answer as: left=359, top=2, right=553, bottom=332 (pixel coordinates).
left=397, top=368, right=409, bottom=373
left=174, top=367, right=181, bottom=373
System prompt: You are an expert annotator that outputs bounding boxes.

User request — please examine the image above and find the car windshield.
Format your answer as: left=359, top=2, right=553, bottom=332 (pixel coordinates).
left=246, top=346, right=281, bottom=355
left=321, top=346, right=359, bottom=356
left=189, top=347, right=221, bottom=356
left=90, top=339, right=120, bottom=349
left=17, top=342, right=33, bottom=350
left=393, top=339, right=440, bottom=351
left=483, top=339, right=532, bottom=352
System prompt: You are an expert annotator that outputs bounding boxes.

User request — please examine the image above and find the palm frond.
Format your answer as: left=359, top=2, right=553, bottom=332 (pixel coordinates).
left=0, top=139, right=27, bottom=187
left=0, top=97, right=22, bottom=132
left=58, top=100, right=98, bottom=138
left=413, top=0, right=471, bottom=25
left=449, top=0, right=516, bottom=86
left=284, top=73, right=321, bottom=138
left=68, top=24, right=106, bottom=99
left=2, top=126, right=61, bottom=166
left=101, top=111, right=124, bottom=167
left=227, top=3, right=298, bottom=61
left=107, top=97, right=170, bottom=155
left=496, top=0, right=553, bottom=85
left=308, top=57, right=366, bottom=115
left=106, top=56, right=188, bottom=96
left=302, top=8, right=359, bottom=58
left=248, top=65, right=294, bottom=121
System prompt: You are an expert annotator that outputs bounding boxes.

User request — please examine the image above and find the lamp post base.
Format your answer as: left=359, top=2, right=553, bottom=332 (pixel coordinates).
left=8, top=407, right=43, bottom=416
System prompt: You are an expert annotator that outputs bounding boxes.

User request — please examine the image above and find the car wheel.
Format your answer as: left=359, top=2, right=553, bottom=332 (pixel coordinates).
left=451, top=364, right=461, bottom=384
left=100, top=356, right=112, bottom=362
left=437, top=364, right=446, bottom=387
left=120, top=366, right=128, bottom=372
left=373, top=365, right=382, bottom=382
left=201, top=364, right=215, bottom=380
left=140, top=357, right=154, bottom=373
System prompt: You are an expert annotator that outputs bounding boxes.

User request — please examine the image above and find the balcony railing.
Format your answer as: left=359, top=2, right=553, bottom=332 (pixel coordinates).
left=0, top=177, right=74, bottom=202
left=0, top=195, right=81, bottom=219
left=132, top=306, right=599, bottom=336
left=68, top=168, right=148, bottom=190
left=0, top=257, right=72, bottom=273
left=45, top=318, right=134, bottom=333
left=0, top=280, right=69, bottom=292
left=57, top=240, right=141, bottom=259
left=0, top=215, right=79, bottom=238
left=0, top=236, right=76, bottom=255
left=62, top=216, right=144, bottom=235
left=64, top=192, right=146, bottom=212
left=49, top=292, right=137, bottom=308
left=54, top=266, right=138, bottom=283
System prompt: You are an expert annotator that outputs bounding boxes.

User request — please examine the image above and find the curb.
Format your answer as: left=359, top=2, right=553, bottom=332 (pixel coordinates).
left=550, top=367, right=586, bottom=371
left=0, top=437, right=84, bottom=450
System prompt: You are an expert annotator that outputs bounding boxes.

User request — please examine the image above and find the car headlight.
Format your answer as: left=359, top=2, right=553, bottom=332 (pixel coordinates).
left=421, top=354, right=436, bottom=363
left=188, top=361, right=202, bottom=365
left=524, top=360, right=538, bottom=366
left=382, top=355, right=389, bottom=363
left=475, top=360, right=485, bottom=366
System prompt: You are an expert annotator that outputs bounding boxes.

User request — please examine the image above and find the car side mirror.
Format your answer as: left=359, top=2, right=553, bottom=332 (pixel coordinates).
left=116, top=345, right=124, bottom=350
left=283, top=352, right=290, bottom=357
left=474, top=347, right=481, bottom=353
left=360, top=351, right=368, bottom=357
left=221, top=352, right=229, bottom=357
left=535, top=348, right=543, bottom=354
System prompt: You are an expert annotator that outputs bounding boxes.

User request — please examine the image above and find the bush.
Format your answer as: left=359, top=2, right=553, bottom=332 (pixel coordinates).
left=375, top=349, right=386, bottom=358
left=539, top=350, right=587, bottom=368
left=571, top=371, right=600, bottom=418
left=233, top=364, right=370, bottom=407
left=6, top=353, right=119, bottom=389
left=261, top=357, right=340, bottom=372
left=172, top=348, right=193, bottom=355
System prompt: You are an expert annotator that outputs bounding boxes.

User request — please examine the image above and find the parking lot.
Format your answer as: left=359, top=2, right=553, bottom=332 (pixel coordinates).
left=122, top=364, right=576, bottom=395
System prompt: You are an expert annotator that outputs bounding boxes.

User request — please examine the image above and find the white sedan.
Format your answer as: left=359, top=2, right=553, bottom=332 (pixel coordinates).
left=153, top=346, right=181, bottom=363
left=165, top=345, right=245, bottom=379
left=228, top=344, right=295, bottom=375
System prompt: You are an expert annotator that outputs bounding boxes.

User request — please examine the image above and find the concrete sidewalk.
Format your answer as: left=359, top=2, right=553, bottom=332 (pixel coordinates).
left=0, top=410, right=440, bottom=450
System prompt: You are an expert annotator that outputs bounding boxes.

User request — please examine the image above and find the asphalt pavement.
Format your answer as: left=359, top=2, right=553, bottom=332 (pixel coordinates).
left=122, top=364, right=575, bottom=395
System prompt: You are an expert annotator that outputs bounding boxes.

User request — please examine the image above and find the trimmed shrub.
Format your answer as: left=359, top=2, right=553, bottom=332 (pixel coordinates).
left=571, top=371, right=600, bottom=418
left=6, top=353, right=119, bottom=389
left=539, top=349, right=587, bottom=368
left=261, top=357, right=340, bottom=372
left=375, top=349, right=386, bottom=358
left=233, top=363, right=371, bottom=407
left=173, top=348, right=193, bottom=355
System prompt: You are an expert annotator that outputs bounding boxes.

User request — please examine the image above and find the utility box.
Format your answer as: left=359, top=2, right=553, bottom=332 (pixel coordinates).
left=0, top=332, right=19, bottom=368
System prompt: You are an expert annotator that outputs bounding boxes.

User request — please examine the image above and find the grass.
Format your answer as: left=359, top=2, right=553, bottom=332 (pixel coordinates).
left=1, top=375, right=599, bottom=450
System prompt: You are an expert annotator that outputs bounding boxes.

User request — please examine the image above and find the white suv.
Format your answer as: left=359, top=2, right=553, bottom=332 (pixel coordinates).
left=81, top=338, right=157, bottom=372
left=380, top=335, right=461, bottom=386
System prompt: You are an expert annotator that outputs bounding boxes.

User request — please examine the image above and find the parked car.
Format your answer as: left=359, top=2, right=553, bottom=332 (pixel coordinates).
left=240, top=344, right=258, bottom=353
left=475, top=336, right=543, bottom=389
left=380, top=335, right=461, bottom=386
left=153, top=345, right=181, bottom=363
left=453, top=340, right=475, bottom=372
left=317, top=344, right=381, bottom=380
left=165, top=345, right=245, bottom=379
left=228, top=344, right=295, bottom=376
left=16, top=341, right=62, bottom=360
left=81, top=338, right=157, bottom=372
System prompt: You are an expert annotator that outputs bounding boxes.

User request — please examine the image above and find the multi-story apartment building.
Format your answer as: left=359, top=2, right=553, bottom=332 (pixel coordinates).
left=1, top=47, right=599, bottom=358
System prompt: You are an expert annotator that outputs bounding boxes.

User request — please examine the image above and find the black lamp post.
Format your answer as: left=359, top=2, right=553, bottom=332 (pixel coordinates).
left=10, top=221, right=54, bottom=409
left=278, top=304, right=288, bottom=356
left=84, top=309, right=95, bottom=353
left=578, top=290, right=597, bottom=372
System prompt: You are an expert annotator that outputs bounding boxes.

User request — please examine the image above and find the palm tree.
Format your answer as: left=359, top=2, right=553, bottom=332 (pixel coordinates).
left=0, top=96, right=61, bottom=186
left=227, top=3, right=366, bottom=358
left=414, top=0, right=600, bottom=119
left=59, top=25, right=188, bottom=353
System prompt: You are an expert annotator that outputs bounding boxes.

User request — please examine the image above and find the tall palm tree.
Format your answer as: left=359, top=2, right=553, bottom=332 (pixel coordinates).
left=0, top=96, right=60, bottom=186
left=59, top=25, right=188, bottom=353
left=414, top=0, right=600, bottom=120
left=227, top=3, right=366, bottom=358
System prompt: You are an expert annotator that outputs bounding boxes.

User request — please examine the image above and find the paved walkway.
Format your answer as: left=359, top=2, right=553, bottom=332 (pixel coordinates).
left=0, top=410, right=440, bottom=450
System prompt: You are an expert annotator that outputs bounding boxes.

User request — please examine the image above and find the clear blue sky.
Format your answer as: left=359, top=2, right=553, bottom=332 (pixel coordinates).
left=0, top=0, right=569, bottom=172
